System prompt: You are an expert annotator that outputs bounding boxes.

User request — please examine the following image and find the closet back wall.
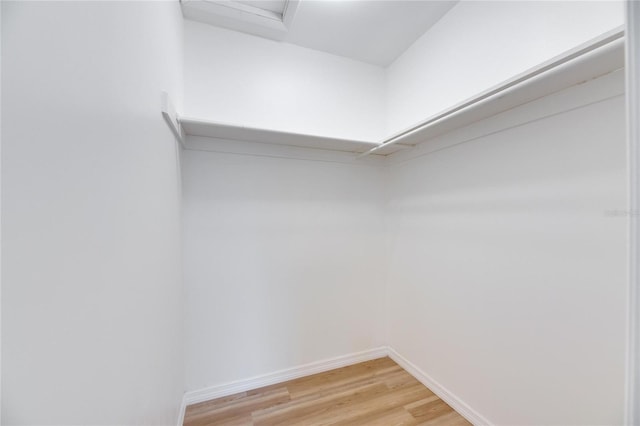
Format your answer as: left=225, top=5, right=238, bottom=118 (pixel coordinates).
left=182, top=145, right=386, bottom=392
left=183, top=20, right=386, bottom=142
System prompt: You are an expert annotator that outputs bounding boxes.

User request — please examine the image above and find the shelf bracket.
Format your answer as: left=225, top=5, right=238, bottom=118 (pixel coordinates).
left=161, top=91, right=185, bottom=147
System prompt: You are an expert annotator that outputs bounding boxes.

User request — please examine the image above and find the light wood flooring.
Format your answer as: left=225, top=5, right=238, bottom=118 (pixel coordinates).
left=183, top=357, right=472, bottom=426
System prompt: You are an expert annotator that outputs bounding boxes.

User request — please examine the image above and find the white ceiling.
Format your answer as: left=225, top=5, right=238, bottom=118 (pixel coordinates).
left=181, top=0, right=458, bottom=67
left=286, top=1, right=457, bottom=66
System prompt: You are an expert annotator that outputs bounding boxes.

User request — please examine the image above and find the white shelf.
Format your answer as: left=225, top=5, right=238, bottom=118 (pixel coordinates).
left=363, top=26, right=624, bottom=156
left=179, top=117, right=410, bottom=156
left=169, top=27, right=624, bottom=158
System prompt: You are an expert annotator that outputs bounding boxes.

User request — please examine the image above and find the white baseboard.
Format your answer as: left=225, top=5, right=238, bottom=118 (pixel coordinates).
left=182, top=346, right=388, bottom=408
left=176, top=395, right=187, bottom=426
left=387, top=347, right=492, bottom=426
left=177, top=346, right=491, bottom=426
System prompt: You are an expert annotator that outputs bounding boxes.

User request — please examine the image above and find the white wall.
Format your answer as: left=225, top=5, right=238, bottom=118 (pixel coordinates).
left=386, top=0, right=624, bottom=135
left=385, top=71, right=627, bottom=424
left=182, top=144, right=386, bottom=391
left=1, top=2, right=184, bottom=424
left=184, top=20, right=386, bottom=142
left=1, top=2, right=4, bottom=421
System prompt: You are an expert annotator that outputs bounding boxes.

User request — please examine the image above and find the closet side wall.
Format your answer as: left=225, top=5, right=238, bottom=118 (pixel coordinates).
left=385, top=71, right=627, bottom=424
left=1, top=2, right=184, bottom=424
left=182, top=146, right=386, bottom=392
left=386, top=0, right=624, bottom=136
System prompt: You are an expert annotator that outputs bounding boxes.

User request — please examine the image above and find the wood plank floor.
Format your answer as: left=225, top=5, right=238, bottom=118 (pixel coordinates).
left=183, top=357, right=472, bottom=426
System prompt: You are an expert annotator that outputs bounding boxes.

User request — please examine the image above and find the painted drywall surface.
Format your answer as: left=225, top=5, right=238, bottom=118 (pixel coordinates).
left=2, top=2, right=184, bottom=424
left=386, top=0, right=624, bottom=136
left=183, top=20, right=386, bottom=142
left=182, top=145, right=386, bottom=391
left=385, top=76, right=627, bottom=424
left=0, top=3, right=3, bottom=422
